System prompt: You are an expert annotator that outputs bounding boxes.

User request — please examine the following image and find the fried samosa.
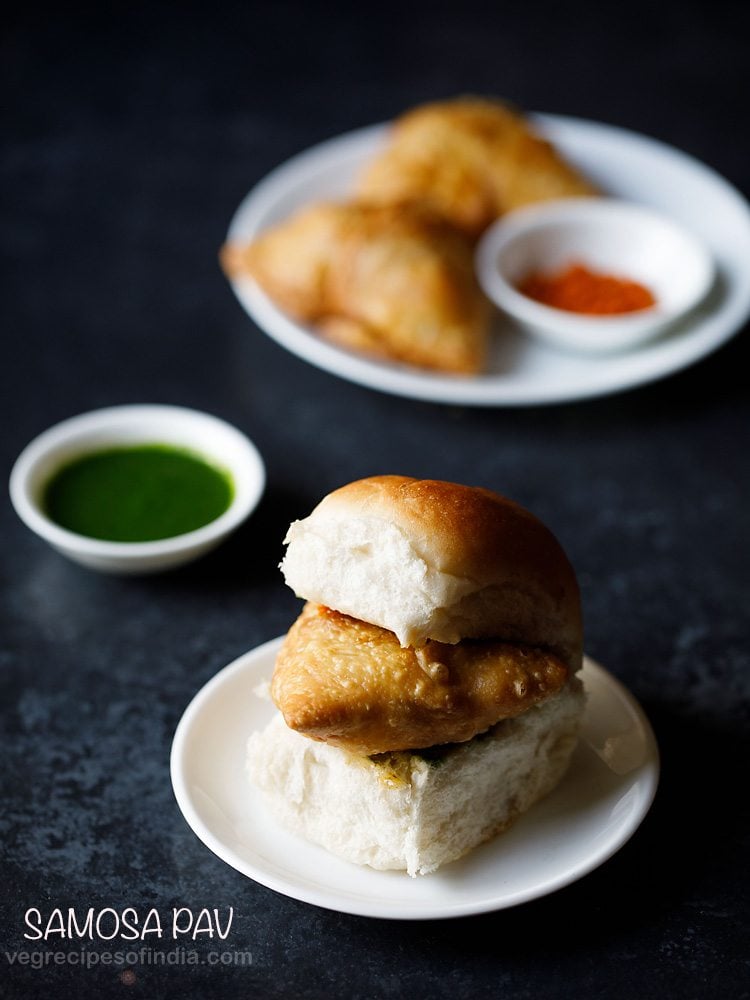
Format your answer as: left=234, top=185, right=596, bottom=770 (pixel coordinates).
left=357, top=97, right=597, bottom=239
left=220, top=201, right=489, bottom=375
left=271, top=603, right=570, bottom=756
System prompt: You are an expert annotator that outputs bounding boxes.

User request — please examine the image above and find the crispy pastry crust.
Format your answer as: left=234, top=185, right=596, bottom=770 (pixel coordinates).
left=221, top=201, right=489, bottom=374
left=271, top=603, right=569, bottom=755
left=357, top=96, right=598, bottom=238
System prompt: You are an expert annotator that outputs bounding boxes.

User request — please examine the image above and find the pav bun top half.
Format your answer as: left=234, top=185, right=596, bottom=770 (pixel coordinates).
left=280, top=476, right=583, bottom=670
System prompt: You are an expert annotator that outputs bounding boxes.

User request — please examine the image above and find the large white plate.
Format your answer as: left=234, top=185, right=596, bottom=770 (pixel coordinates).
left=171, top=637, right=659, bottom=920
left=225, top=116, right=750, bottom=406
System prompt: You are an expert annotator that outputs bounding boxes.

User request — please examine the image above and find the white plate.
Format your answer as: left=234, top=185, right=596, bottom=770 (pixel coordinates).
left=224, top=115, right=750, bottom=406
left=171, top=637, right=659, bottom=919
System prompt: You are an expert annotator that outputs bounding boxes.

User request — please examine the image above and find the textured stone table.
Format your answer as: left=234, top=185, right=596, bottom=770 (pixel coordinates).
left=3, top=3, right=748, bottom=997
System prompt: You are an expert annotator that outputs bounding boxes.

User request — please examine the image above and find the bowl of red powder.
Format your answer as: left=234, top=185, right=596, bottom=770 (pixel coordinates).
left=475, top=198, right=714, bottom=354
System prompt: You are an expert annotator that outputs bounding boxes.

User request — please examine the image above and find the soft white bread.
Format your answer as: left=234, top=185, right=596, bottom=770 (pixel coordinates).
left=280, top=476, right=582, bottom=669
left=247, top=677, right=585, bottom=877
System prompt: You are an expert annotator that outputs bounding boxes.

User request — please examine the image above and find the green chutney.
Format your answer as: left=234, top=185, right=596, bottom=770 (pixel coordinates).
left=43, top=444, right=234, bottom=542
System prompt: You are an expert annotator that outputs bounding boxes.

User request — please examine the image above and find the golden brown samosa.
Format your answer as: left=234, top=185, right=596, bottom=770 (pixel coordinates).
left=357, top=97, right=597, bottom=239
left=221, top=201, right=490, bottom=374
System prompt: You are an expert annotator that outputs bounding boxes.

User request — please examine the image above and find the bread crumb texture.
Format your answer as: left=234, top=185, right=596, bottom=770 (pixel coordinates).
left=247, top=677, right=585, bottom=876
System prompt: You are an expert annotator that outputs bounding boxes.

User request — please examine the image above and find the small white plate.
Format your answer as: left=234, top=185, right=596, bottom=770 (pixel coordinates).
left=224, top=115, right=750, bottom=406
left=171, top=637, right=659, bottom=920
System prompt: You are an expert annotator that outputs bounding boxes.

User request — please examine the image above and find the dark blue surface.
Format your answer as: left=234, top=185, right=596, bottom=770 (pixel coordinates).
left=3, top=2, right=749, bottom=997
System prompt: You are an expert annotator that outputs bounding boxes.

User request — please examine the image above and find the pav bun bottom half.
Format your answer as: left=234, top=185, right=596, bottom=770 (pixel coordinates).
left=247, top=676, right=584, bottom=877
left=247, top=476, right=586, bottom=876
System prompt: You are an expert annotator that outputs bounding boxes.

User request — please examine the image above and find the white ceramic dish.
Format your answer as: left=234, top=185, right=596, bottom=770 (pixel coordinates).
left=170, top=637, right=659, bottom=920
left=224, top=114, right=750, bottom=406
left=9, top=404, right=266, bottom=574
left=475, top=198, right=715, bottom=354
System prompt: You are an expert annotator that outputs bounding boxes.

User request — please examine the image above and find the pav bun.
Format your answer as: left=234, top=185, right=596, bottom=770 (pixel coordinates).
left=249, top=476, right=587, bottom=876
left=280, top=475, right=582, bottom=669
left=248, top=675, right=585, bottom=877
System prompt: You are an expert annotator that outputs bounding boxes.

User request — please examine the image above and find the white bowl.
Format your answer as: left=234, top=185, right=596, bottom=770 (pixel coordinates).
left=9, top=404, right=266, bottom=574
left=475, top=198, right=715, bottom=354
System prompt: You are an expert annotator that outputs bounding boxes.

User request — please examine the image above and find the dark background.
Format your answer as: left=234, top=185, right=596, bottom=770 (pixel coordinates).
left=3, top=2, right=748, bottom=997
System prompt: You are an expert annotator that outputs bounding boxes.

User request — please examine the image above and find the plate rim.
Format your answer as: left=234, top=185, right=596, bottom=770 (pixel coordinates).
left=223, top=113, right=750, bottom=407
left=170, top=636, right=660, bottom=920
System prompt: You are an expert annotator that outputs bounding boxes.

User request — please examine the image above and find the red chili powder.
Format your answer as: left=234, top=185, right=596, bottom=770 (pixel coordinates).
left=517, top=261, right=656, bottom=315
